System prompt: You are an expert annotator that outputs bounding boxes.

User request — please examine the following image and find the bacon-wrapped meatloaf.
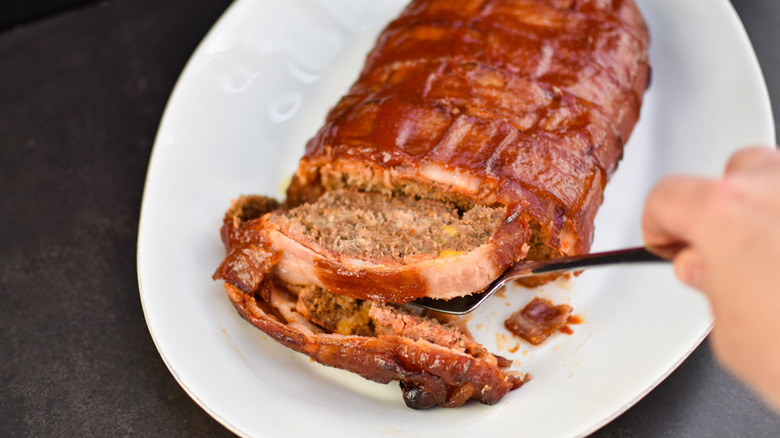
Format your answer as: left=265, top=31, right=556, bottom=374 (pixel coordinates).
left=214, top=0, right=650, bottom=408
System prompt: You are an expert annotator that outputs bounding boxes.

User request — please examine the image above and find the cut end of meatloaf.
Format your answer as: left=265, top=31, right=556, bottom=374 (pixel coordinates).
left=217, top=191, right=530, bottom=303
left=279, top=284, right=528, bottom=408
left=274, top=189, right=506, bottom=263
left=295, top=285, right=375, bottom=336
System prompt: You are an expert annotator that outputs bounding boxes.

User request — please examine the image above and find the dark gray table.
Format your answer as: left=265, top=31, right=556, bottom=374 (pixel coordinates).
left=2, top=1, right=778, bottom=436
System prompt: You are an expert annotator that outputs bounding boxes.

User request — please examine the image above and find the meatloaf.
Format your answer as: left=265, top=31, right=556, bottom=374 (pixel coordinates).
left=214, top=0, right=650, bottom=408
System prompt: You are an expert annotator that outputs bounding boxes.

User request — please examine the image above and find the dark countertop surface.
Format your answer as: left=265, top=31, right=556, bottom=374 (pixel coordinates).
left=2, top=1, right=779, bottom=436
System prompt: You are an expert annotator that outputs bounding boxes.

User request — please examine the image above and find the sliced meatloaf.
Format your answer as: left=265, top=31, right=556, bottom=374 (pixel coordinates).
left=214, top=0, right=650, bottom=408
left=225, top=281, right=528, bottom=409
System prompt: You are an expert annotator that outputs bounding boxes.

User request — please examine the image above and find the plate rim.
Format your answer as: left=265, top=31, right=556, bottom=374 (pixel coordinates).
left=137, top=0, right=776, bottom=436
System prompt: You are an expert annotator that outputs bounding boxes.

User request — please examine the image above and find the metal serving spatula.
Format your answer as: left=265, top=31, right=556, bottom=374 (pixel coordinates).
left=413, top=245, right=678, bottom=315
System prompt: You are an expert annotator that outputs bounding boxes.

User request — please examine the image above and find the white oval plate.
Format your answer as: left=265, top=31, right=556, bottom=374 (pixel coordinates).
left=137, top=0, right=775, bottom=436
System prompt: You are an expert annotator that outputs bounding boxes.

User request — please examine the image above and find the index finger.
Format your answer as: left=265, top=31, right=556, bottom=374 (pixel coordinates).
left=725, top=146, right=780, bottom=175
left=641, top=175, right=713, bottom=250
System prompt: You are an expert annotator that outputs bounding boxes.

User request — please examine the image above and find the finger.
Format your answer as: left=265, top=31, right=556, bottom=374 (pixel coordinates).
left=672, top=246, right=703, bottom=290
left=641, top=176, right=712, bottom=248
left=725, top=149, right=780, bottom=218
left=725, top=146, right=780, bottom=175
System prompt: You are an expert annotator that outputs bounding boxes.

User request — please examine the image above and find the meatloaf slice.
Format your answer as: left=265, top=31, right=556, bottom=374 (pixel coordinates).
left=216, top=192, right=529, bottom=303
left=225, top=281, right=528, bottom=409
left=264, top=189, right=529, bottom=302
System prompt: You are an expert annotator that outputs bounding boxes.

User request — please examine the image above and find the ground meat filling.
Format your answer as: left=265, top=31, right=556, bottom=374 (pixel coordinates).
left=295, top=285, right=375, bottom=336
left=294, top=285, right=478, bottom=352
left=275, top=189, right=506, bottom=263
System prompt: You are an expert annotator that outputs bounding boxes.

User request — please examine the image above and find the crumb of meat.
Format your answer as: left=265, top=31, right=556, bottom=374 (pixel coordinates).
left=505, top=297, right=573, bottom=345
left=275, top=189, right=505, bottom=262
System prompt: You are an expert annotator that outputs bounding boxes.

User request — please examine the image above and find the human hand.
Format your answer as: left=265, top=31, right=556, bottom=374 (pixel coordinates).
left=642, top=146, right=780, bottom=412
